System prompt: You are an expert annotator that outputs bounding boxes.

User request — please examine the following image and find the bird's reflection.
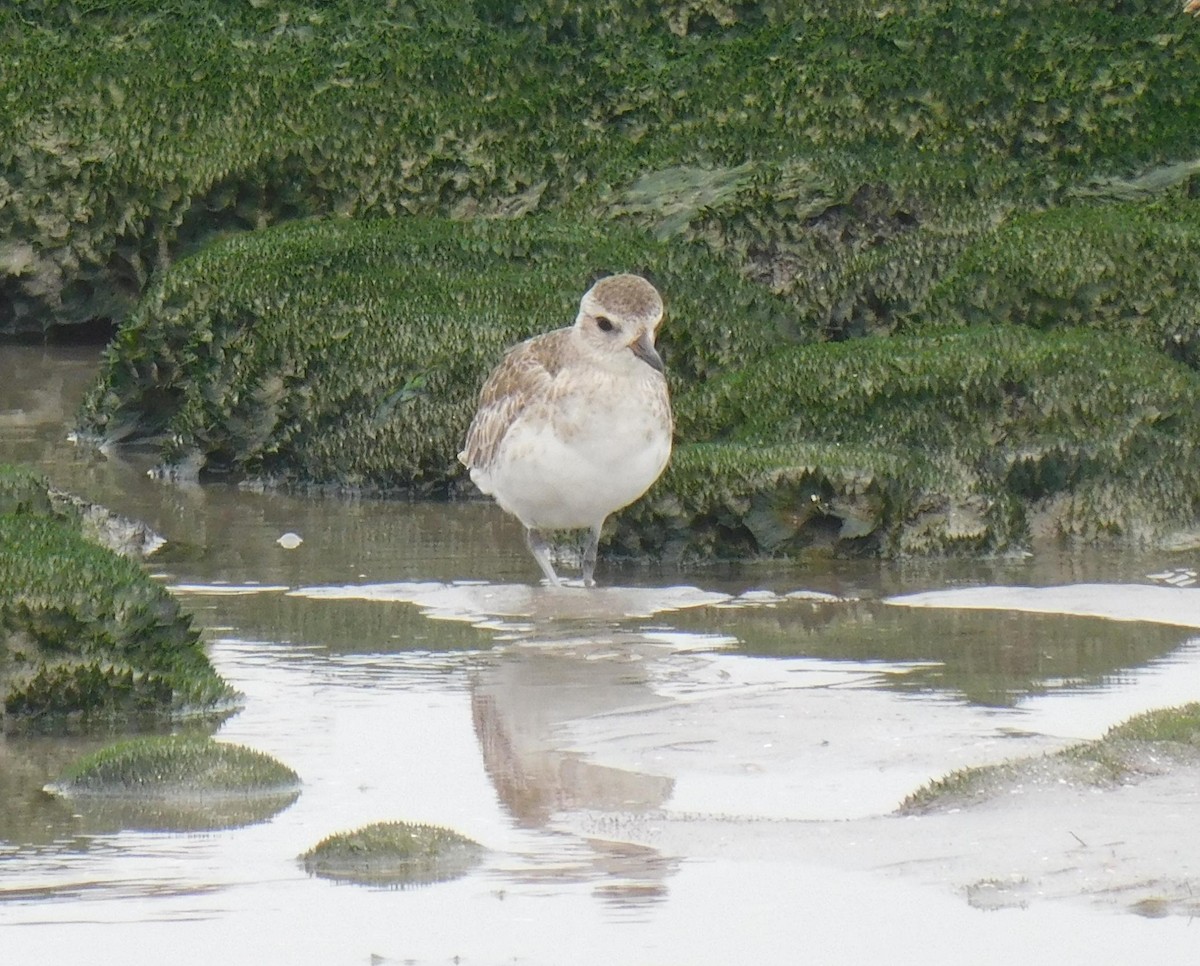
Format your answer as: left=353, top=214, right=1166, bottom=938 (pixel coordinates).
left=291, top=579, right=727, bottom=906
left=470, top=643, right=675, bottom=827
left=470, top=637, right=683, bottom=909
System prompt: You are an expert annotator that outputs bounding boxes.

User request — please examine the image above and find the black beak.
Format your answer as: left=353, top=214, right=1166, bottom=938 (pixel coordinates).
left=630, top=331, right=665, bottom=373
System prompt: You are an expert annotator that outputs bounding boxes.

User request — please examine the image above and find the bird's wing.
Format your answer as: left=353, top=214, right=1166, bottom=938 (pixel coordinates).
left=459, top=331, right=567, bottom=471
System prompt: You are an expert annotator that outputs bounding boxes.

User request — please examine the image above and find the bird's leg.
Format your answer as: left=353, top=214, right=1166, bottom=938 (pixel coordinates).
left=581, top=523, right=603, bottom=588
left=525, top=527, right=561, bottom=587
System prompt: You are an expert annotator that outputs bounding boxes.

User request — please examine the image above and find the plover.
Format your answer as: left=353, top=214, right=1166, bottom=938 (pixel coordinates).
left=459, top=273, right=672, bottom=586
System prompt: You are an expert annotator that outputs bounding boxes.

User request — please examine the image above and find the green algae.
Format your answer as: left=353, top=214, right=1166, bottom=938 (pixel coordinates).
left=48, top=734, right=299, bottom=797
left=300, top=820, right=485, bottom=887
left=3, top=1, right=1199, bottom=335
left=1100, top=703, right=1200, bottom=746
left=901, top=703, right=1200, bottom=814
left=42, top=734, right=301, bottom=831
left=613, top=325, right=1200, bottom=559
left=74, top=212, right=1200, bottom=559
left=0, top=472, right=236, bottom=728
left=9, top=1, right=1200, bottom=558
left=0, top=464, right=54, bottom=517
left=921, top=200, right=1200, bottom=369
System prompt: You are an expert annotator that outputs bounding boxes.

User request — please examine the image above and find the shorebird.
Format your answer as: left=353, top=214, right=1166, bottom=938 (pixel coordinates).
left=458, top=273, right=672, bottom=587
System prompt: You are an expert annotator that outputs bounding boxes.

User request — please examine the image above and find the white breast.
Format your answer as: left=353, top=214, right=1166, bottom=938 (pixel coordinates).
left=471, top=367, right=671, bottom=531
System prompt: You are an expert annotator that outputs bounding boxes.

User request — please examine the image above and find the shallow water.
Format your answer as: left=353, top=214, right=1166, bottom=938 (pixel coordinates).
left=2, top=345, right=1200, bottom=964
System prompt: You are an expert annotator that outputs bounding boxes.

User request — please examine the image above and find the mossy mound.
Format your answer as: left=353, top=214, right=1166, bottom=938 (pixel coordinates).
left=1101, top=703, right=1200, bottom=745
left=300, top=821, right=485, bottom=887
left=20, top=1, right=1200, bottom=558
left=76, top=214, right=792, bottom=489
left=901, top=703, right=1200, bottom=814
left=4, top=1, right=1199, bottom=335
left=613, top=325, right=1200, bottom=558
left=43, top=734, right=300, bottom=830
left=46, top=734, right=299, bottom=797
left=0, top=463, right=55, bottom=516
left=0, top=471, right=236, bottom=728
left=606, top=157, right=1016, bottom=344
left=920, top=199, right=1200, bottom=369
left=75, top=211, right=1200, bottom=558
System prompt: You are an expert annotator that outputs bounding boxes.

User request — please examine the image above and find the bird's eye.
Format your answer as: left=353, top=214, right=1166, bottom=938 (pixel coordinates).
left=596, top=316, right=615, bottom=333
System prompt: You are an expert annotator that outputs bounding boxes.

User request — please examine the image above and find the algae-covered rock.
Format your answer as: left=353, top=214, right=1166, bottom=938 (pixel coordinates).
left=901, top=703, right=1200, bottom=815
left=606, top=157, right=1002, bottom=342
left=300, top=821, right=485, bottom=887
left=47, top=734, right=299, bottom=796
left=612, top=325, right=1200, bottom=558
left=0, top=463, right=54, bottom=517
left=49, top=488, right=166, bottom=559
left=75, top=208, right=1200, bottom=559
left=920, top=200, right=1200, bottom=370
left=1101, top=703, right=1200, bottom=746
left=2, top=463, right=164, bottom=558
left=0, top=478, right=236, bottom=728
left=44, top=734, right=300, bottom=830
left=15, top=1, right=1200, bottom=558
left=3, top=1, right=1199, bottom=335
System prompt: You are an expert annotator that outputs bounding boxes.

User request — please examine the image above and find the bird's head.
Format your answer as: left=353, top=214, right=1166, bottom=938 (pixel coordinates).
left=575, top=273, right=665, bottom=373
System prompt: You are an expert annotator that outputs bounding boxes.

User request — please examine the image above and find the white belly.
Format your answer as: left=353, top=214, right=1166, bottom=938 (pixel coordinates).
left=472, top=389, right=671, bottom=530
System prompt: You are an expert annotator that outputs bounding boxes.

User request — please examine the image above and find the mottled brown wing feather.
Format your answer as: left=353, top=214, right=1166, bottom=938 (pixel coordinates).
left=459, top=330, right=568, bottom=471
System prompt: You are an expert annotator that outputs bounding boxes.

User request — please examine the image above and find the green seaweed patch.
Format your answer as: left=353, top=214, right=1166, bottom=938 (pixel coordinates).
left=900, top=703, right=1200, bottom=814
left=48, top=735, right=299, bottom=797
left=1101, top=703, right=1200, bottom=745
left=0, top=464, right=54, bottom=517
left=300, top=821, right=485, bottom=887
left=1, top=514, right=237, bottom=728
left=4, top=1, right=1200, bottom=336
left=899, top=760, right=1022, bottom=814
left=609, top=440, right=930, bottom=561
left=921, top=199, right=1200, bottom=369
left=44, top=735, right=301, bottom=831
left=604, top=155, right=1007, bottom=345
left=613, top=325, right=1200, bottom=559
left=75, top=211, right=1200, bottom=560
